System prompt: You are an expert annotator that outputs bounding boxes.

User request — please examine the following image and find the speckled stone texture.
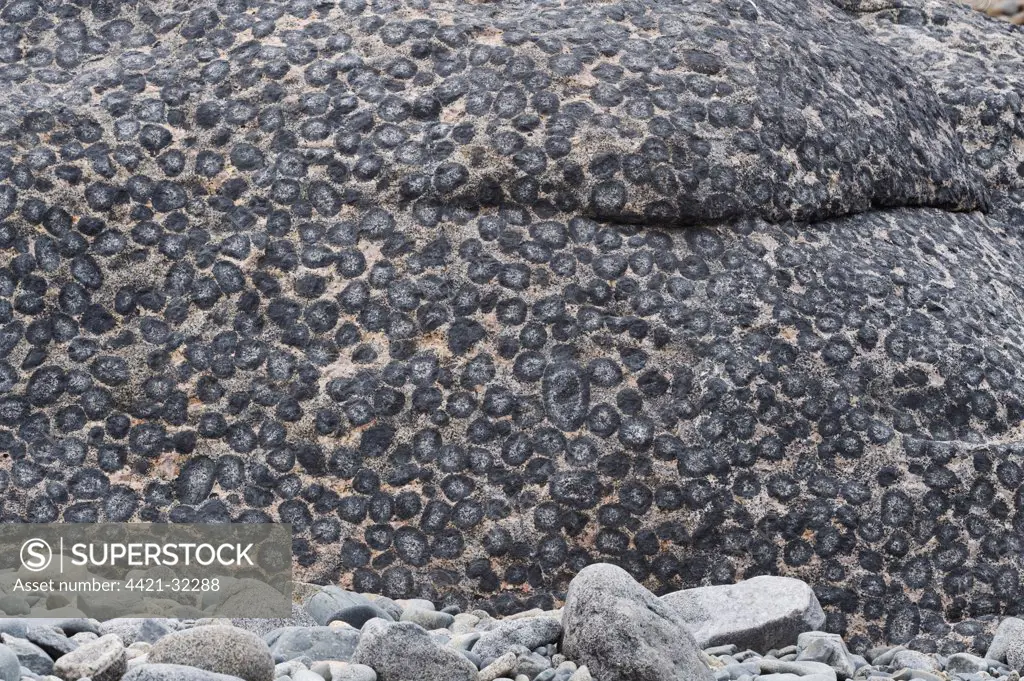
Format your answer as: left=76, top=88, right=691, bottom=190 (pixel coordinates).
left=840, top=0, right=1024, bottom=221
left=0, top=0, right=1022, bottom=657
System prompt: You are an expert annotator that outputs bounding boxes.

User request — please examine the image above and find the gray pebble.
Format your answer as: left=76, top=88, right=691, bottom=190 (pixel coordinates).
left=890, top=652, right=939, bottom=673
left=872, top=649, right=907, bottom=668
left=890, top=670, right=944, bottom=681
left=291, top=670, right=323, bottom=681
left=399, top=608, right=453, bottom=631
left=25, top=627, right=77, bottom=660
left=52, top=634, right=125, bottom=681
left=265, top=628, right=359, bottom=664
left=514, top=652, right=551, bottom=678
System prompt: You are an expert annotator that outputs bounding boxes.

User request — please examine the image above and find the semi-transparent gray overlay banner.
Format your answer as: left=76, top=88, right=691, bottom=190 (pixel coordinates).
left=0, top=523, right=292, bottom=619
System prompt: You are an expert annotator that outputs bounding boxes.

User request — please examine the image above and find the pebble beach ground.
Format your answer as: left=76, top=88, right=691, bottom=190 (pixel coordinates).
left=2, top=564, right=1024, bottom=681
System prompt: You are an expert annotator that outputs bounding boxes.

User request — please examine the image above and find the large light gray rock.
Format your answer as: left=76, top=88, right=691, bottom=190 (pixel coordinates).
left=53, top=633, right=126, bottom=681
left=265, top=627, right=360, bottom=663
left=472, top=616, right=563, bottom=664
left=987, top=618, right=1024, bottom=665
left=351, top=622, right=477, bottom=681
left=148, top=626, right=273, bottom=681
left=662, top=576, right=825, bottom=652
left=562, top=563, right=714, bottom=681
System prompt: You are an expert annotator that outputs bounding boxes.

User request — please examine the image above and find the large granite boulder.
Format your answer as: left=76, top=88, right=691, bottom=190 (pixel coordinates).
left=350, top=621, right=477, bottom=681
left=265, top=626, right=361, bottom=663
left=562, top=563, right=713, bottom=681
left=986, top=617, right=1024, bottom=665
left=146, top=626, right=274, bottom=681
left=0, top=0, right=1023, bottom=652
left=661, top=576, right=825, bottom=652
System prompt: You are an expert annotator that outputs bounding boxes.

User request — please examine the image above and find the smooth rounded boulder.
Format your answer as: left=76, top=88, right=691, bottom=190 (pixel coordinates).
left=147, top=626, right=273, bottom=681
left=562, top=563, right=714, bottom=681
left=351, top=621, right=477, bottom=681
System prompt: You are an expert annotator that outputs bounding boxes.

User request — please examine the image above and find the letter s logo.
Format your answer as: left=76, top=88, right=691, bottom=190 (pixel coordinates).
left=20, top=538, right=52, bottom=572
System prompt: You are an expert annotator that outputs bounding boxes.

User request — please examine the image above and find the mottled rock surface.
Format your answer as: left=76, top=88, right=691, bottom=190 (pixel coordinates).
left=472, top=614, right=562, bottom=664
left=0, top=0, right=1023, bottom=654
left=265, top=626, right=361, bottom=663
left=796, top=631, right=858, bottom=680
left=662, top=576, right=826, bottom=653
left=146, top=625, right=274, bottom=681
left=562, top=563, right=713, bottom=681
left=985, top=617, right=1024, bottom=664
left=350, top=621, right=477, bottom=681
left=1, top=633, right=53, bottom=675
left=52, top=633, right=127, bottom=681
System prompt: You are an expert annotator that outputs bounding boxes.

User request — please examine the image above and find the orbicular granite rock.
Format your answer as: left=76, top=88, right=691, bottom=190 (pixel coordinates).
left=0, top=0, right=1023, bottom=653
